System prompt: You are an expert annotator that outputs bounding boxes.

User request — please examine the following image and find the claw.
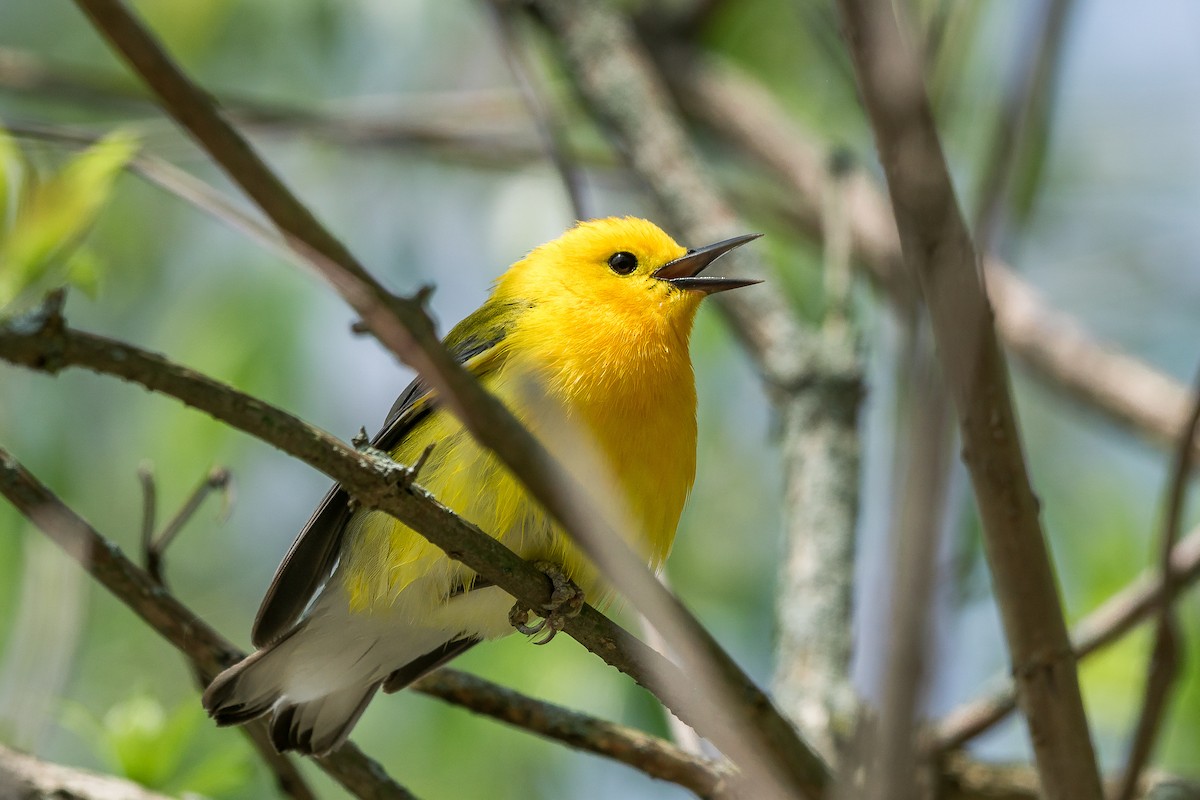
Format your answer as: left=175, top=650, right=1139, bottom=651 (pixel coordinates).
left=508, top=561, right=585, bottom=644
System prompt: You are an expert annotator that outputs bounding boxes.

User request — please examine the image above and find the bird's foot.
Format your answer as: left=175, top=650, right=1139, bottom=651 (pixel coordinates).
left=508, top=561, right=584, bottom=645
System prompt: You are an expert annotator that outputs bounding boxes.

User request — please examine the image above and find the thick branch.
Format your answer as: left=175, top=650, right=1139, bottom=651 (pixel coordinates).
left=835, top=1, right=1102, bottom=798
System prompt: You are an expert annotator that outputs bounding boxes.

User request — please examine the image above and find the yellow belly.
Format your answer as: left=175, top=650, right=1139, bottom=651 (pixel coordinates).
left=338, top=355, right=697, bottom=619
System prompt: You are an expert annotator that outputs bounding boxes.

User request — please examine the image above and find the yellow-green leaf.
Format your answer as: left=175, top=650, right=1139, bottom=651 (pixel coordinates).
left=0, top=130, right=138, bottom=307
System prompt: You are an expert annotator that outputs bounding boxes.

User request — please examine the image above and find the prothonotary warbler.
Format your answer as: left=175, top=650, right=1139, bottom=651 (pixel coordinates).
left=202, top=216, right=761, bottom=755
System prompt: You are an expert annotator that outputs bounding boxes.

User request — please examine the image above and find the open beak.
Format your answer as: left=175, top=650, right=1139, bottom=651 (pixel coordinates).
left=653, top=233, right=763, bottom=294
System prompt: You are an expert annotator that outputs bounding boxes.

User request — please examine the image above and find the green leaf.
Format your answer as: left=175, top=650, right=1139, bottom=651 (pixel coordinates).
left=0, top=130, right=138, bottom=308
left=169, top=738, right=255, bottom=797
left=65, top=248, right=103, bottom=298
left=102, top=693, right=202, bottom=788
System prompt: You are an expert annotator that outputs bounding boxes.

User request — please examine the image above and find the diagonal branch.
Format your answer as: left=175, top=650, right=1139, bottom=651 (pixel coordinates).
left=522, top=0, right=860, bottom=771
left=0, top=443, right=745, bottom=799
left=933, top=520, right=1200, bottom=751
left=834, top=1, right=1102, bottom=798
left=484, top=7, right=589, bottom=219
left=411, top=670, right=734, bottom=798
left=65, top=3, right=827, bottom=795
left=0, top=296, right=813, bottom=796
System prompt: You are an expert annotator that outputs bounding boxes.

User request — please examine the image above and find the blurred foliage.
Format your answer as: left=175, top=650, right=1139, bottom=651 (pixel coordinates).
left=1, top=0, right=1199, bottom=798
left=0, top=129, right=136, bottom=312
left=62, top=693, right=254, bottom=796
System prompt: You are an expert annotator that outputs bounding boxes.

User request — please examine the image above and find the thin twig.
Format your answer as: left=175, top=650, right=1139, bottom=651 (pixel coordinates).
left=932, top=521, right=1200, bottom=751
left=135, top=466, right=312, bottom=799
left=141, top=465, right=232, bottom=584
left=136, top=462, right=156, bottom=566
left=153, top=467, right=231, bottom=564
left=1115, top=361, right=1200, bottom=800
left=411, top=669, right=735, bottom=798
left=485, top=6, right=589, bottom=220
left=822, top=154, right=855, bottom=339
left=971, top=0, right=1078, bottom=256
left=855, top=337, right=951, bottom=800
left=833, top=1, right=1103, bottom=797
left=63, top=5, right=826, bottom=793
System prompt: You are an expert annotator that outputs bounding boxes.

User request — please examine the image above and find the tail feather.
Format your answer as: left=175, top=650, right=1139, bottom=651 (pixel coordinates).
left=271, top=681, right=382, bottom=755
left=204, top=585, right=511, bottom=755
left=202, top=610, right=456, bottom=756
left=203, top=628, right=302, bottom=727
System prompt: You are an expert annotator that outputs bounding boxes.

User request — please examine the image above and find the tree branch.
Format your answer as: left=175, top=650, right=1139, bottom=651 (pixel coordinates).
left=64, top=3, right=828, bottom=795
left=669, top=54, right=1198, bottom=463
left=933, top=519, right=1200, bottom=750
left=484, top=8, right=589, bottom=219
left=856, top=344, right=953, bottom=800
left=0, top=295, right=810, bottom=796
left=971, top=0, right=1078, bottom=254
left=0, top=743, right=177, bottom=800
left=411, top=670, right=734, bottom=798
left=0, top=440, right=752, bottom=799
left=834, top=1, right=1102, bottom=798
left=937, top=753, right=1200, bottom=800
left=522, top=0, right=861, bottom=773
left=136, top=465, right=315, bottom=800
left=0, top=47, right=552, bottom=164
left=0, top=448, right=419, bottom=800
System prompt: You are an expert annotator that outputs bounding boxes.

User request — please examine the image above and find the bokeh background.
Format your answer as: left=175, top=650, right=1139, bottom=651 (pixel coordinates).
left=2, top=0, right=1200, bottom=797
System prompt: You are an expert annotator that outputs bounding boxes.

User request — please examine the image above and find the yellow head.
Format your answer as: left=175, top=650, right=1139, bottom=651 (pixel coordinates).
left=494, top=217, right=759, bottom=339
left=484, top=218, right=759, bottom=579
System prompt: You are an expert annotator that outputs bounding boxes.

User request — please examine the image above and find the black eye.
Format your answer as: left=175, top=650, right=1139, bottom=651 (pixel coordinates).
left=607, top=251, right=638, bottom=275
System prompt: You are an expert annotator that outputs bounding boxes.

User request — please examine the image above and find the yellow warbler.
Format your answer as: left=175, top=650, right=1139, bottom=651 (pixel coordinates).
left=203, top=217, right=760, bottom=755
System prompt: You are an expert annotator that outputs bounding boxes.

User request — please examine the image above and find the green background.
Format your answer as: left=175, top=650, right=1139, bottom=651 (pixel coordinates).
left=2, top=0, right=1199, bottom=797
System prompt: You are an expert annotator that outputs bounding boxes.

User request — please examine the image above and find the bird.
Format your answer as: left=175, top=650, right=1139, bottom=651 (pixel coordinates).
left=202, top=216, right=761, bottom=756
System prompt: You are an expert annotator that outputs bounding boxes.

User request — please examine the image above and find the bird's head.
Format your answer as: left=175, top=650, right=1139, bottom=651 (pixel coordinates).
left=496, top=217, right=760, bottom=333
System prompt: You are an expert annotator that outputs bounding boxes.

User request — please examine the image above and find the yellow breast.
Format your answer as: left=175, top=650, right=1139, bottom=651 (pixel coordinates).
left=339, top=298, right=699, bottom=615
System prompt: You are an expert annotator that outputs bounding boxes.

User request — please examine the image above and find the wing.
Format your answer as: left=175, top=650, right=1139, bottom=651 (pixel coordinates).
left=250, top=298, right=531, bottom=647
